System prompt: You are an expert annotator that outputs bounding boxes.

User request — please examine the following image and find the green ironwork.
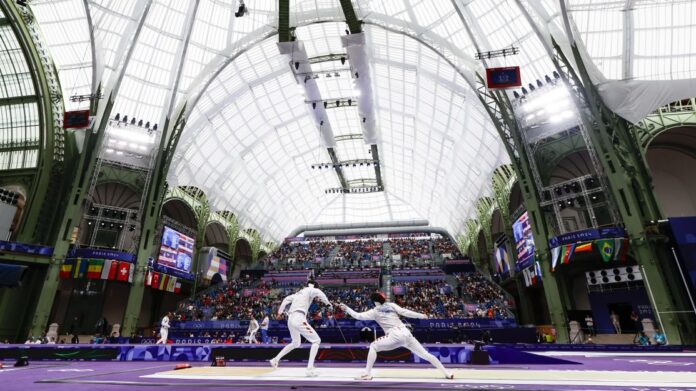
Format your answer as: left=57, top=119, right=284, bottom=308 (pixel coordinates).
left=555, top=40, right=695, bottom=344
left=338, top=0, right=362, bottom=34
left=634, top=98, right=696, bottom=152
left=474, top=72, right=570, bottom=342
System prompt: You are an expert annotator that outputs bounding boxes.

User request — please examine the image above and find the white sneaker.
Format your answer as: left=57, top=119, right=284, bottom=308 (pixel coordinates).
left=444, top=372, right=454, bottom=380
left=269, top=358, right=278, bottom=369
left=305, top=367, right=319, bottom=377
left=355, top=373, right=373, bottom=380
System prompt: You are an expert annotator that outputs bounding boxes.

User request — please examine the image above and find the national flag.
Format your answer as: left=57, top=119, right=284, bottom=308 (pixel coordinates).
left=524, top=266, right=535, bottom=287
left=174, top=281, right=182, bottom=294
left=550, top=246, right=561, bottom=272
left=158, top=274, right=169, bottom=290
left=614, top=238, right=628, bottom=263
left=107, top=259, right=119, bottom=280
left=116, top=261, right=130, bottom=282
left=166, top=276, right=177, bottom=292
left=60, top=259, right=74, bottom=279
left=533, top=261, right=543, bottom=285
left=562, top=243, right=576, bottom=265
left=128, top=264, right=134, bottom=283
left=73, top=258, right=88, bottom=279
left=597, top=239, right=615, bottom=263
left=574, top=242, right=592, bottom=253
left=150, top=271, right=161, bottom=289
left=100, top=259, right=113, bottom=279
left=86, top=259, right=105, bottom=279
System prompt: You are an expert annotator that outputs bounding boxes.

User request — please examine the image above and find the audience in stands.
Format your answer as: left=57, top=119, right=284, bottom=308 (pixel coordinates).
left=432, top=238, right=463, bottom=259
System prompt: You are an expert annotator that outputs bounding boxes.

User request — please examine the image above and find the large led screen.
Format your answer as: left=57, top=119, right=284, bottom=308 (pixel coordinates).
left=512, top=211, right=535, bottom=267
left=158, top=226, right=195, bottom=273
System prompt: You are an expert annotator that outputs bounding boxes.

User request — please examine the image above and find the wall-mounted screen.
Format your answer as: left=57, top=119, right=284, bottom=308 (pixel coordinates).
left=158, top=226, right=195, bottom=273
left=512, top=211, right=535, bottom=267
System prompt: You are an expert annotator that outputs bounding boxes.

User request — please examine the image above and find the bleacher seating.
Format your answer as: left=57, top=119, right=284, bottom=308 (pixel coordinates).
left=391, top=267, right=445, bottom=281
left=317, top=268, right=380, bottom=286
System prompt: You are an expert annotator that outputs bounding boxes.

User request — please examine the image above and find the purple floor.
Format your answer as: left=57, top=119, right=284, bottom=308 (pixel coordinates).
left=2, top=353, right=696, bottom=391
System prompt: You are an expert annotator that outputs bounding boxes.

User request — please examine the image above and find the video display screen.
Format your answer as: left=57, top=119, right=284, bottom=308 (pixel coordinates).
left=158, top=226, right=195, bottom=273
left=512, top=211, right=535, bottom=267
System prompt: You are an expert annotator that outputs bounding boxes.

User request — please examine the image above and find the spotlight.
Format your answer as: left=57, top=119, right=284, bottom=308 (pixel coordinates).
left=521, top=87, right=528, bottom=95
left=234, top=0, right=247, bottom=17
left=145, top=121, right=150, bottom=129
left=536, top=79, right=543, bottom=88
left=122, top=115, right=128, bottom=123
left=347, top=99, right=352, bottom=106
left=591, top=194, right=599, bottom=202
left=554, top=187, right=562, bottom=196
left=109, top=223, right=115, bottom=229
left=312, top=102, right=316, bottom=109
left=563, top=184, right=571, bottom=194
left=553, top=71, right=561, bottom=79
left=335, top=100, right=340, bottom=107
left=130, top=117, right=136, bottom=125
left=566, top=199, right=574, bottom=207
left=334, top=72, right=340, bottom=77
left=311, top=165, right=315, bottom=169
left=545, top=75, right=552, bottom=83
left=528, top=83, right=535, bottom=91
left=128, top=225, right=136, bottom=232
left=294, top=62, right=299, bottom=70
left=114, top=113, right=120, bottom=121
left=324, top=102, right=328, bottom=109
left=513, top=91, right=520, bottom=99
left=362, top=117, right=366, bottom=123
left=340, top=56, right=346, bottom=65
left=87, top=221, right=92, bottom=226
left=571, top=182, right=580, bottom=193
left=326, top=73, right=332, bottom=78
left=153, top=124, right=158, bottom=131
left=345, top=29, right=350, bottom=35
left=138, top=119, right=143, bottom=127
left=354, top=72, right=359, bottom=78
left=558, top=201, right=565, bottom=210
left=100, top=222, right=106, bottom=227
left=320, top=120, right=324, bottom=126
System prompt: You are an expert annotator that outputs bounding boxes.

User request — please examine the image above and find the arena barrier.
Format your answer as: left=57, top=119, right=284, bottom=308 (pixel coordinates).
left=0, top=343, right=587, bottom=365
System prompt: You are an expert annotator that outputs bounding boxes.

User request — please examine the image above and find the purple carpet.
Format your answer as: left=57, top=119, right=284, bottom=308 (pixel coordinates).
left=2, top=352, right=696, bottom=391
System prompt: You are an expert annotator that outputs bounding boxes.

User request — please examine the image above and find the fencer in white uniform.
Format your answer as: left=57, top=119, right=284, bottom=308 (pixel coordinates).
left=246, top=315, right=259, bottom=343
left=156, top=312, right=171, bottom=344
left=270, top=279, right=332, bottom=377
left=341, top=292, right=453, bottom=380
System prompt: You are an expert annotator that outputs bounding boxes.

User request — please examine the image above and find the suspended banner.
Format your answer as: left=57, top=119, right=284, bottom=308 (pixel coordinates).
left=67, top=248, right=135, bottom=263
left=548, top=227, right=625, bottom=248
left=0, top=240, right=53, bottom=256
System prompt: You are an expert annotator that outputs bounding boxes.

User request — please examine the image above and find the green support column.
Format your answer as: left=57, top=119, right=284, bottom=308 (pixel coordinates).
left=122, top=107, right=186, bottom=337
left=475, top=76, right=570, bottom=343
left=226, top=216, right=240, bottom=280
left=190, top=200, right=210, bottom=298
left=554, top=42, right=691, bottom=344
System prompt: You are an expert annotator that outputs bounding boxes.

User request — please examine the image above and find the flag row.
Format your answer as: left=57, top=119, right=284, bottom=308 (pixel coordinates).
left=60, top=258, right=133, bottom=282
left=522, top=262, right=543, bottom=287
left=145, top=270, right=181, bottom=293
left=550, top=237, right=628, bottom=272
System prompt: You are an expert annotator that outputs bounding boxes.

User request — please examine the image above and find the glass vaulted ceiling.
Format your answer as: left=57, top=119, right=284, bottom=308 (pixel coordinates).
left=28, top=0, right=696, bottom=242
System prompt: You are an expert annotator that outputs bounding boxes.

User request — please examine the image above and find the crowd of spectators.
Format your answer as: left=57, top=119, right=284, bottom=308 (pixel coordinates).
left=455, top=272, right=506, bottom=304
left=389, top=238, right=431, bottom=261
left=432, top=238, right=464, bottom=259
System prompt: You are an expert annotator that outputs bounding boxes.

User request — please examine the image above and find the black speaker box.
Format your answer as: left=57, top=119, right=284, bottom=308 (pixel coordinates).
left=470, top=350, right=490, bottom=365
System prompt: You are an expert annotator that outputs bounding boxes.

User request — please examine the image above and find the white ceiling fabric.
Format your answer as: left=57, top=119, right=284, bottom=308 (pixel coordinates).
left=27, top=0, right=696, bottom=242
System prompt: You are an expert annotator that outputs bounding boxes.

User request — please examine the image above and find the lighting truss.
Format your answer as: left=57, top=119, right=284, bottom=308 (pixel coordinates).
left=474, top=46, right=519, bottom=60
